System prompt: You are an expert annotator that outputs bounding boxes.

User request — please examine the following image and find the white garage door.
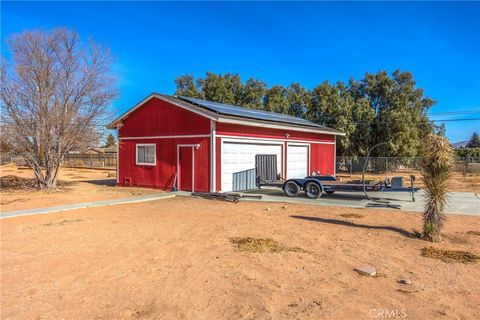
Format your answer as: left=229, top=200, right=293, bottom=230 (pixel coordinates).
left=287, top=145, right=309, bottom=179
left=222, top=141, right=282, bottom=192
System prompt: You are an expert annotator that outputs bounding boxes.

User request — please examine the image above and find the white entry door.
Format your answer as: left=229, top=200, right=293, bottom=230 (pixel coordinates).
left=287, top=145, right=309, bottom=179
left=221, top=141, right=283, bottom=191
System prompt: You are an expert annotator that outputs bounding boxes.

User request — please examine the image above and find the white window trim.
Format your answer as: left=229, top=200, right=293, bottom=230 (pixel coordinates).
left=136, top=143, right=156, bottom=166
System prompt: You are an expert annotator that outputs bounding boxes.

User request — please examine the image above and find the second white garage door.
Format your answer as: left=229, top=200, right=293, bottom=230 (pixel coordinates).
left=287, top=145, right=309, bottom=179
left=221, top=141, right=283, bottom=192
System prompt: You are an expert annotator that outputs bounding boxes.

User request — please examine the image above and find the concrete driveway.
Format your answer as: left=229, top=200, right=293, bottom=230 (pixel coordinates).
left=244, top=187, right=480, bottom=216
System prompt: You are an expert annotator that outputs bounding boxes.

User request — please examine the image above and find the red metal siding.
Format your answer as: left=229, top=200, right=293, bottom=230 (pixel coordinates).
left=118, top=137, right=210, bottom=192
left=118, top=97, right=210, bottom=137
left=310, top=143, right=335, bottom=175
left=216, top=123, right=335, bottom=142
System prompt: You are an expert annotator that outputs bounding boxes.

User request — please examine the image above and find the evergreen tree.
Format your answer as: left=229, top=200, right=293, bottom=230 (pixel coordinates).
left=104, top=133, right=116, bottom=147
left=349, top=70, right=435, bottom=156
left=265, top=85, right=289, bottom=113
left=466, top=132, right=480, bottom=148
left=308, top=82, right=356, bottom=156
left=172, top=70, right=437, bottom=157
left=286, top=83, right=310, bottom=118
left=174, top=74, right=202, bottom=98
left=241, top=78, right=267, bottom=109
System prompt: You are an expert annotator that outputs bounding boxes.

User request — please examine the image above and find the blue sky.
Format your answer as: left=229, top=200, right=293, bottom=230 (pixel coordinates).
left=2, top=1, right=479, bottom=142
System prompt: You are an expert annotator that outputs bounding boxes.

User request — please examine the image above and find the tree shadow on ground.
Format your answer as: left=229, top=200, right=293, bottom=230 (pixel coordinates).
left=290, top=215, right=414, bottom=238
left=0, top=175, right=75, bottom=190
left=82, top=179, right=117, bottom=187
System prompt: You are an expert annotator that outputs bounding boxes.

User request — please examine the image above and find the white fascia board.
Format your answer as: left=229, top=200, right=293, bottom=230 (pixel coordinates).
left=106, top=93, right=218, bottom=129
left=216, top=117, right=345, bottom=136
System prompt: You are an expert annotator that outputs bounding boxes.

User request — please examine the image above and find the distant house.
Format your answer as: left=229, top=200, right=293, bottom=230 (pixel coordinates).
left=107, top=93, right=344, bottom=192
left=85, top=145, right=117, bottom=155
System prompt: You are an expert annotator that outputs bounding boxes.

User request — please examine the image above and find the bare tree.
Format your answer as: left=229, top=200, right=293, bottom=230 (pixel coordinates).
left=1, top=28, right=116, bottom=189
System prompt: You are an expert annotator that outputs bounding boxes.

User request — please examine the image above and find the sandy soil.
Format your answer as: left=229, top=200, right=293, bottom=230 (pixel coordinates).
left=1, top=197, right=479, bottom=319
left=337, top=171, right=480, bottom=193
left=0, top=165, right=162, bottom=213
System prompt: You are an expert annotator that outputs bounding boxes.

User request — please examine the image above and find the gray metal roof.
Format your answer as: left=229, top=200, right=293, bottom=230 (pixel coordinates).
left=176, top=96, right=335, bottom=131
left=107, top=93, right=343, bottom=135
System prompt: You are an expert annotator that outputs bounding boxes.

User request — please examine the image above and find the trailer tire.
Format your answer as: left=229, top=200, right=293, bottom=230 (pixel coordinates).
left=305, top=182, right=322, bottom=199
left=284, top=181, right=300, bottom=197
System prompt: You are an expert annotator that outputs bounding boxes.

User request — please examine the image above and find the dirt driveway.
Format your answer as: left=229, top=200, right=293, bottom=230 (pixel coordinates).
left=1, top=197, right=479, bottom=319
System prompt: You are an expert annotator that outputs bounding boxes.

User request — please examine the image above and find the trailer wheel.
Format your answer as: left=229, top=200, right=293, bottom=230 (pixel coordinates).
left=284, top=181, right=300, bottom=197
left=305, top=182, right=322, bottom=199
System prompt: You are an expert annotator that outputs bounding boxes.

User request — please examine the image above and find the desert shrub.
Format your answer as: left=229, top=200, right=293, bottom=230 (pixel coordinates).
left=421, top=135, right=454, bottom=242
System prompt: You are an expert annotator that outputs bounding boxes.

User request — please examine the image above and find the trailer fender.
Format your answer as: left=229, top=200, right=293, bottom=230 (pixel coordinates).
left=282, top=179, right=305, bottom=190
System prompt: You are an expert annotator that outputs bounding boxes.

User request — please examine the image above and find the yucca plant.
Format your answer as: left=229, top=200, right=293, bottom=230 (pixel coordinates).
left=421, top=134, right=454, bottom=242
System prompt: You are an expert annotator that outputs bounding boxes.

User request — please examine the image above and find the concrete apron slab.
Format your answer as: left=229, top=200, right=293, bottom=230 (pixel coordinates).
left=1, top=190, right=477, bottom=219
left=0, top=193, right=181, bottom=219
left=241, top=188, right=480, bottom=216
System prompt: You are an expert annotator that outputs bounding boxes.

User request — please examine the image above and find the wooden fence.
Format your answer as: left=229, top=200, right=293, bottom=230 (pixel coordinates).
left=61, top=153, right=116, bottom=169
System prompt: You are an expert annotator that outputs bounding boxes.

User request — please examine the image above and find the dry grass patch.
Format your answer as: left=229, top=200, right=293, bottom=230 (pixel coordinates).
left=229, top=237, right=308, bottom=254
left=42, top=219, right=84, bottom=227
left=420, top=247, right=480, bottom=264
left=466, top=230, right=480, bottom=236
left=340, top=213, right=365, bottom=219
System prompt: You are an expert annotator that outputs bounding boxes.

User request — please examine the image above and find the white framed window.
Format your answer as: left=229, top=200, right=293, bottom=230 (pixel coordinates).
left=136, top=143, right=156, bottom=165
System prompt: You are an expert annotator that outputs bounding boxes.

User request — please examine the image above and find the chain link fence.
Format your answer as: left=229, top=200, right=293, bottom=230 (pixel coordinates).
left=336, top=156, right=480, bottom=175
left=2, top=152, right=479, bottom=174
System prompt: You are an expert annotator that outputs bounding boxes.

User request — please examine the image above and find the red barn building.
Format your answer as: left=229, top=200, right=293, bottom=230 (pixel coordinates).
left=107, top=94, right=344, bottom=193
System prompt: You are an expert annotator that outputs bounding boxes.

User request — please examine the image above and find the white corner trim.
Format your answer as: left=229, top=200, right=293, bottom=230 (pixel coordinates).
left=334, top=136, right=337, bottom=177
left=116, top=141, right=119, bottom=183
left=210, top=120, right=216, bottom=192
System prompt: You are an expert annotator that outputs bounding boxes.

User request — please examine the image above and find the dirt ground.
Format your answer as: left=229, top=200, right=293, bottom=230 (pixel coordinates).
left=2, top=165, right=478, bottom=214
left=1, top=197, right=479, bottom=319
left=337, top=170, right=480, bottom=193
left=0, top=165, right=162, bottom=213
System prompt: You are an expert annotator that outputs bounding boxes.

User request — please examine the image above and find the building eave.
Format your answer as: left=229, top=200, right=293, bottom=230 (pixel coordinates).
left=216, top=116, right=345, bottom=136
left=106, top=93, right=345, bottom=136
left=106, top=93, right=219, bottom=129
